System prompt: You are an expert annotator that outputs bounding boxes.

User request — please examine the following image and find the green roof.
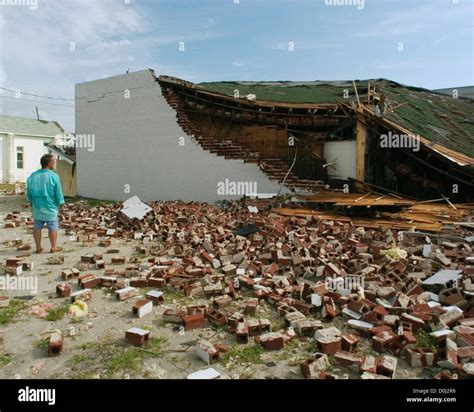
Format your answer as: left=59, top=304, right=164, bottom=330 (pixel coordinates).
left=0, top=115, right=65, bottom=137
left=197, top=79, right=474, bottom=158
left=380, top=82, right=474, bottom=158
left=434, top=86, right=474, bottom=100
left=198, top=80, right=357, bottom=104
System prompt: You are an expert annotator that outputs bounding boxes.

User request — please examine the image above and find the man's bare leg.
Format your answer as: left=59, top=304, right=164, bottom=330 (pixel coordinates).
left=49, top=230, right=62, bottom=252
left=34, top=229, right=43, bottom=253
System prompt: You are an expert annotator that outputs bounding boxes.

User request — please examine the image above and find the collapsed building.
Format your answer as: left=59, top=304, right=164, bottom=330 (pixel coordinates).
left=75, top=69, right=474, bottom=202
left=2, top=69, right=473, bottom=381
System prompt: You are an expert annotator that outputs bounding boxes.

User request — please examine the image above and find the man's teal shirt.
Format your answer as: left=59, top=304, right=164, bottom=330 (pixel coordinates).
left=26, top=169, right=65, bottom=221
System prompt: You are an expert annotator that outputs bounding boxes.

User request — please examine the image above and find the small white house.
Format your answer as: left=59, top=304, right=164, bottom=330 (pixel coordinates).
left=0, top=115, right=65, bottom=183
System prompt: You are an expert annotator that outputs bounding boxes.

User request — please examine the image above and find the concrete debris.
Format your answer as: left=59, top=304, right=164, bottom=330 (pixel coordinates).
left=146, top=290, right=164, bottom=305
left=196, top=340, right=219, bottom=364
left=125, top=327, right=150, bottom=346
left=2, top=196, right=474, bottom=379
left=422, top=269, right=463, bottom=288
left=186, top=367, right=221, bottom=379
left=0, top=296, right=10, bottom=308
left=300, top=353, right=331, bottom=378
left=132, top=299, right=153, bottom=318
left=28, top=303, right=53, bottom=318
left=116, top=286, right=139, bottom=301
left=120, top=196, right=152, bottom=221
left=70, top=289, right=92, bottom=303
left=48, top=332, right=64, bottom=356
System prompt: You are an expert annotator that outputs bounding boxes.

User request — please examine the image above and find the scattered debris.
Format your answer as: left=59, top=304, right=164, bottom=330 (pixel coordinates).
left=28, top=303, right=54, bottom=318
left=68, top=300, right=88, bottom=318
left=2, top=194, right=474, bottom=379
left=186, top=367, right=221, bottom=380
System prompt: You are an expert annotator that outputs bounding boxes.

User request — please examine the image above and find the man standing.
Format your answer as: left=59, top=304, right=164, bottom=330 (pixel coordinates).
left=26, top=154, right=65, bottom=253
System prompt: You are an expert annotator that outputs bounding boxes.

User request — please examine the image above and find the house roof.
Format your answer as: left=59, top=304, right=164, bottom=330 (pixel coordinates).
left=434, top=86, right=474, bottom=100
left=0, top=114, right=65, bottom=137
left=47, top=144, right=76, bottom=165
left=197, top=79, right=474, bottom=162
left=197, top=80, right=355, bottom=104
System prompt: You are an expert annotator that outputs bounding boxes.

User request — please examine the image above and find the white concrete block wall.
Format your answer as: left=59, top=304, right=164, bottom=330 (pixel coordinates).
left=75, top=69, right=288, bottom=202
left=0, top=135, right=4, bottom=182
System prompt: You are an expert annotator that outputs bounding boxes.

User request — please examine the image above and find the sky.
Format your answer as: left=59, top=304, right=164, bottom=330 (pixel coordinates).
left=0, top=0, right=472, bottom=132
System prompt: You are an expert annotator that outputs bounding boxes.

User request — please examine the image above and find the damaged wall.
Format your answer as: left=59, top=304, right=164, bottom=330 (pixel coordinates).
left=75, top=70, right=288, bottom=202
left=56, top=160, right=77, bottom=197
left=323, top=140, right=357, bottom=180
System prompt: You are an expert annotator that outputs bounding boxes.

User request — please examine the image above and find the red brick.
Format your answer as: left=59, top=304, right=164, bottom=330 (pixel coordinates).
left=257, top=332, right=284, bottom=351
left=56, top=283, right=71, bottom=298
left=183, top=313, right=205, bottom=330
left=48, top=333, right=64, bottom=356
left=372, top=330, right=398, bottom=353
left=125, top=327, right=150, bottom=346
left=316, top=337, right=342, bottom=355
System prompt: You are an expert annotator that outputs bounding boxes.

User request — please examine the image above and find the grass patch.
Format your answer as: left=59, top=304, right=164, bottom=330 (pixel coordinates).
left=77, top=341, right=101, bottom=350
left=71, top=337, right=168, bottom=379
left=46, top=304, right=70, bottom=321
left=303, top=339, right=315, bottom=353
left=162, top=288, right=189, bottom=304
left=66, top=197, right=117, bottom=207
left=285, top=338, right=301, bottom=351
left=0, top=354, right=11, bottom=367
left=274, top=338, right=303, bottom=361
left=221, top=345, right=264, bottom=369
left=105, top=350, right=142, bottom=377
left=34, top=339, right=49, bottom=349
left=0, top=299, right=27, bottom=325
left=104, top=337, right=167, bottom=377
left=68, top=354, right=87, bottom=366
left=142, top=336, right=167, bottom=353
left=156, top=320, right=167, bottom=328
left=415, top=329, right=437, bottom=349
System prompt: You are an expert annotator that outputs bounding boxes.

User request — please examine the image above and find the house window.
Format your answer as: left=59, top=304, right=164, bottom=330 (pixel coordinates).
left=16, top=147, right=24, bottom=169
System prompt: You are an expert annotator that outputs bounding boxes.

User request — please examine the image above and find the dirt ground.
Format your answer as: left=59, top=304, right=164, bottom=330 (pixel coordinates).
left=0, top=194, right=436, bottom=379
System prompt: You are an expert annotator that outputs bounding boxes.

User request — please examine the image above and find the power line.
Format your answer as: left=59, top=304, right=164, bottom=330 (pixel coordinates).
left=0, top=86, right=74, bottom=102
left=0, top=95, right=74, bottom=108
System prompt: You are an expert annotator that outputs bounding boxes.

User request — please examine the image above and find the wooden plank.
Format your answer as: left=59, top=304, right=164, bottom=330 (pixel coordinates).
left=274, top=208, right=443, bottom=232
left=353, top=80, right=361, bottom=107
left=441, top=194, right=457, bottom=210
left=354, top=192, right=372, bottom=203
left=356, top=114, right=367, bottom=187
